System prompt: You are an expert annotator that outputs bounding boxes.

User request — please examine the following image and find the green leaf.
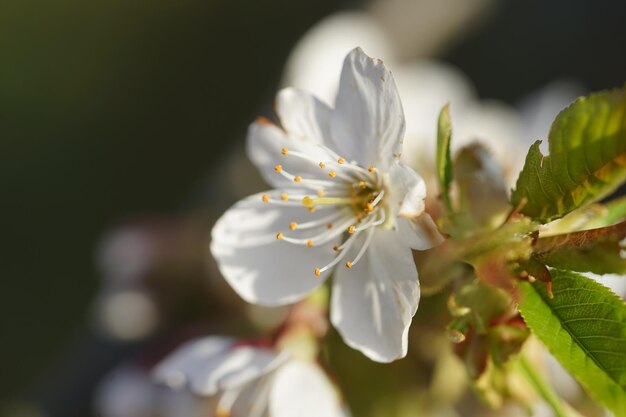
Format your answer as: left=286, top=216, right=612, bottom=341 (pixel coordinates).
left=512, top=88, right=626, bottom=223
left=519, top=269, right=626, bottom=416
left=436, top=103, right=453, bottom=212
left=533, top=220, right=626, bottom=274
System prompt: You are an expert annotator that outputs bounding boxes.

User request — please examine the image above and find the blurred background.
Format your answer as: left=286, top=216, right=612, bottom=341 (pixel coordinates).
left=1, top=0, right=625, bottom=416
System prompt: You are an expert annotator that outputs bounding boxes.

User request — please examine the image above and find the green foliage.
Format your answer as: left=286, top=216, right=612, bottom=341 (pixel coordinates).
left=519, top=269, right=626, bottom=416
left=436, top=104, right=453, bottom=212
left=532, top=220, right=626, bottom=274
left=512, top=88, right=626, bottom=223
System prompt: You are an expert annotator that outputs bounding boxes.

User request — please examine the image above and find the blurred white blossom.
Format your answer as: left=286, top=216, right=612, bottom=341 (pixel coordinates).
left=153, top=336, right=346, bottom=417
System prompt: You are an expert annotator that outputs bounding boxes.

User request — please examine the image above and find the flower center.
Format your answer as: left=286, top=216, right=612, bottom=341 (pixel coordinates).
left=261, top=146, right=388, bottom=277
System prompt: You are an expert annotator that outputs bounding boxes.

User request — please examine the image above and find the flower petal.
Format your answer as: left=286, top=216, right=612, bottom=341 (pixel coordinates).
left=153, top=336, right=233, bottom=392
left=246, top=120, right=334, bottom=189
left=269, top=360, right=346, bottom=417
left=330, top=47, right=405, bottom=169
left=153, top=336, right=284, bottom=397
left=396, top=214, right=444, bottom=250
left=210, top=191, right=342, bottom=306
left=330, top=229, right=420, bottom=362
left=276, top=88, right=332, bottom=146
left=387, top=162, right=427, bottom=219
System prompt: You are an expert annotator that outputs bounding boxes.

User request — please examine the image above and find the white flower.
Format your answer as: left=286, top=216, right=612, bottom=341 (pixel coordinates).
left=210, top=47, right=443, bottom=362
left=153, top=336, right=347, bottom=417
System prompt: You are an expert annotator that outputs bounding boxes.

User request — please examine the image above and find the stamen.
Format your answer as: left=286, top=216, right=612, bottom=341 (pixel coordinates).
left=328, top=170, right=337, bottom=178
left=319, top=162, right=326, bottom=169
left=368, top=166, right=376, bottom=173
left=317, top=190, right=325, bottom=197
left=349, top=227, right=376, bottom=267
left=281, top=215, right=354, bottom=247
left=294, top=176, right=302, bottom=183
left=276, top=232, right=284, bottom=240
left=347, top=225, right=356, bottom=234
left=289, top=222, right=298, bottom=230
left=315, top=228, right=362, bottom=275
left=281, top=148, right=289, bottom=155
left=296, top=210, right=347, bottom=230
left=370, top=190, right=385, bottom=207
left=274, top=164, right=283, bottom=172
left=358, top=181, right=367, bottom=189
left=327, top=223, right=333, bottom=229
left=262, top=194, right=270, bottom=203
left=280, top=193, right=289, bottom=201
left=306, top=240, right=314, bottom=247
left=314, top=268, right=321, bottom=277
left=302, top=196, right=354, bottom=208
left=337, top=157, right=346, bottom=164
left=345, top=261, right=352, bottom=268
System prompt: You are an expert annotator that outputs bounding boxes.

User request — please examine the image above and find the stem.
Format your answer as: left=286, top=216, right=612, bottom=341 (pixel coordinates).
left=518, top=355, right=577, bottom=417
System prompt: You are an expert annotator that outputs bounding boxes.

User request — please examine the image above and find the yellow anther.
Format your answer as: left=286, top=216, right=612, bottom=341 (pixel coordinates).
left=358, top=181, right=367, bottom=189
left=368, top=166, right=376, bottom=173
left=280, top=193, right=289, bottom=201
left=281, top=148, right=289, bottom=155
left=294, top=175, right=302, bottom=183
left=276, top=232, right=284, bottom=240
left=306, top=240, right=314, bottom=247
left=337, top=157, right=346, bottom=164
left=314, top=268, right=321, bottom=277
left=319, top=162, right=326, bottom=169
left=274, top=164, right=283, bottom=172
left=328, top=170, right=337, bottom=178
left=365, top=203, right=374, bottom=212
left=301, top=196, right=314, bottom=208
left=308, top=207, right=316, bottom=213
left=289, top=222, right=298, bottom=230
left=262, top=194, right=270, bottom=203
left=332, top=245, right=339, bottom=252
left=327, top=223, right=333, bottom=229
left=345, top=261, right=353, bottom=269
left=317, top=190, right=325, bottom=197
left=348, top=225, right=356, bottom=234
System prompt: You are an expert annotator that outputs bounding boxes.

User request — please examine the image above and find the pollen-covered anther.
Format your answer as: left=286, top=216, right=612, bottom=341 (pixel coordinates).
left=337, top=157, right=346, bottom=164
left=368, top=166, right=376, bottom=173
left=327, top=223, right=333, bottom=229
left=328, top=170, right=337, bottom=178
left=332, top=245, right=339, bottom=252
left=261, top=194, right=270, bottom=203
left=314, top=268, right=321, bottom=277
left=289, top=222, right=298, bottom=230
left=276, top=232, right=284, bottom=240
left=358, top=181, right=366, bottom=189
left=317, top=190, right=325, bottom=197
left=281, top=148, right=289, bottom=155
left=294, top=175, right=302, bottom=183
left=280, top=193, right=289, bottom=201
left=306, top=240, right=314, bottom=247
left=345, top=261, right=353, bottom=269
left=308, top=207, right=316, bottom=213
left=319, top=162, right=326, bottom=169
left=364, top=203, right=374, bottom=212
left=347, top=225, right=356, bottom=234
left=274, top=164, right=283, bottom=173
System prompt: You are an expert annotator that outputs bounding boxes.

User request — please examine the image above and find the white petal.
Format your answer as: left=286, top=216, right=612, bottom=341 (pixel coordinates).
left=153, top=336, right=233, bottom=391
left=269, top=361, right=346, bottom=417
left=246, top=120, right=333, bottom=189
left=387, top=162, right=427, bottom=219
left=396, top=215, right=444, bottom=250
left=330, top=47, right=405, bottom=169
left=153, top=336, right=285, bottom=397
left=276, top=88, right=332, bottom=145
left=331, top=229, right=420, bottom=362
left=210, top=191, right=342, bottom=306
